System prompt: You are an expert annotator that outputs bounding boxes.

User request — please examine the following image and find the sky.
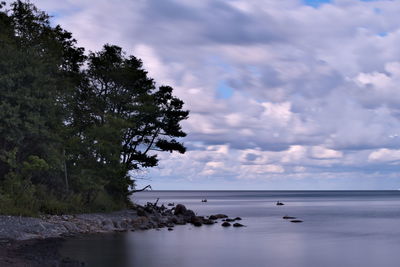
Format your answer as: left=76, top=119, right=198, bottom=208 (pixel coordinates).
left=20, top=0, right=400, bottom=190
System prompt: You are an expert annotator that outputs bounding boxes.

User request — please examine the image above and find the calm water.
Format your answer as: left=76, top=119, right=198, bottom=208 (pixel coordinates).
left=61, top=191, right=400, bottom=267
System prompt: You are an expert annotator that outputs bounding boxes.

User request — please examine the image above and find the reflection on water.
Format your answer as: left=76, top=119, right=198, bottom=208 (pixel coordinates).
left=60, top=191, right=400, bottom=267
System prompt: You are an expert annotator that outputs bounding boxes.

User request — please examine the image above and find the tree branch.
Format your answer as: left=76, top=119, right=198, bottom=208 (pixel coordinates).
left=129, top=184, right=152, bottom=193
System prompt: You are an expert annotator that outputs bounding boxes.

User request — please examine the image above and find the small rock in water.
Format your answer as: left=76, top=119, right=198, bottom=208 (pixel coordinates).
left=168, top=228, right=173, bottom=231
left=225, top=218, right=235, bottom=222
left=221, top=222, right=231, bottom=227
left=290, top=220, right=303, bottom=223
left=283, top=216, right=296, bottom=219
left=234, top=217, right=242, bottom=221
left=233, top=223, right=245, bottom=227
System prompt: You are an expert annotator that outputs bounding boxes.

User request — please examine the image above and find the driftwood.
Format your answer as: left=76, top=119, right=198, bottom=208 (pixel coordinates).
left=130, top=185, right=152, bottom=193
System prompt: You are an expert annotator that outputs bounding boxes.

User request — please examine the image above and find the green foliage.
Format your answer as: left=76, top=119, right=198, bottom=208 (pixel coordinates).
left=0, top=1, right=188, bottom=216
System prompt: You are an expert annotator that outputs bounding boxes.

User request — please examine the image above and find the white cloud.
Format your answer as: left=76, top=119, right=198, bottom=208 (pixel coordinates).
left=26, top=0, right=400, bottom=188
left=368, top=149, right=400, bottom=162
left=310, top=146, right=343, bottom=159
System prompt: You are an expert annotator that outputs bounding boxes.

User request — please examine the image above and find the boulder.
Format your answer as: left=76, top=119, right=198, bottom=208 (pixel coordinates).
left=174, top=204, right=187, bottom=215
left=183, top=209, right=195, bottom=218
left=203, top=219, right=214, bottom=225
left=234, top=217, right=242, bottom=221
left=191, top=216, right=203, bottom=227
left=233, top=223, right=244, bottom=227
left=209, top=214, right=228, bottom=220
left=290, top=220, right=303, bottom=223
left=221, top=222, right=231, bottom=227
left=171, top=216, right=186, bottom=225
left=193, top=221, right=202, bottom=227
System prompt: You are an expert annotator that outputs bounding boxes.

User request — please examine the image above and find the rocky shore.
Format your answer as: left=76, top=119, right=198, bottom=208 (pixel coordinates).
left=0, top=202, right=242, bottom=266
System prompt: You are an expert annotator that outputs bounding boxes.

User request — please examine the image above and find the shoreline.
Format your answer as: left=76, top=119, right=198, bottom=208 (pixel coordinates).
left=0, top=203, right=229, bottom=266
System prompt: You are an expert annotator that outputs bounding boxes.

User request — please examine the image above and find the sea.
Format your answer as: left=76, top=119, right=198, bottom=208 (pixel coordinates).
left=60, top=191, right=400, bottom=267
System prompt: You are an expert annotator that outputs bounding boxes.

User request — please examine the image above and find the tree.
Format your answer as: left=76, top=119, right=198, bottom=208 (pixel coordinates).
left=0, top=1, right=188, bottom=214
left=67, top=45, right=189, bottom=203
left=0, top=1, right=85, bottom=214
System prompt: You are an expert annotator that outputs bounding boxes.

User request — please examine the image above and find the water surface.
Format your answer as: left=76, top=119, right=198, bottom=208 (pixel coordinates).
left=61, top=191, right=400, bottom=267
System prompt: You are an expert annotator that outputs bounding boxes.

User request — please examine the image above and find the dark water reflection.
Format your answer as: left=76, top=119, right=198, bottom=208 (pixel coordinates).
left=61, top=191, right=400, bottom=267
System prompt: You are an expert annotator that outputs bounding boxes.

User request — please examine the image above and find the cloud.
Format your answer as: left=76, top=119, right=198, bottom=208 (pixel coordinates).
left=310, top=146, right=343, bottom=159
left=26, top=0, right=400, bottom=188
left=368, top=148, right=400, bottom=162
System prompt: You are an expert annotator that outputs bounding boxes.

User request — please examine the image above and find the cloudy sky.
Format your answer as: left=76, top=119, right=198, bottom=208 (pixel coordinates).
left=26, top=0, right=400, bottom=189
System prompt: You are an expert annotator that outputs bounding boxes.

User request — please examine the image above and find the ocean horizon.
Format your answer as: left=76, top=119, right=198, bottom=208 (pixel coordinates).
left=60, top=190, right=400, bottom=267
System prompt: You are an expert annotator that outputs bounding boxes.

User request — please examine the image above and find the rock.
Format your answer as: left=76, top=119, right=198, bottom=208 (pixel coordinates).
left=168, top=228, right=173, bottom=231
left=225, top=218, right=235, bottom=222
left=283, top=216, right=296, bottom=219
left=209, top=214, right=228, bottom=220
left=174, top=204, right=187, bottom=215
left=120, top=220, right=129, bottom=229
left=61, top=215, right=70, bottom=221
left=167, top=203, right=175, bottom=206
left=221, top=222, right=231, bottom=227
left=172, top=217, right=186, bottom=225
left=136, top=208, right=146, bottom=217
left=193, top=221, right=202, bottom=227
left=234, top=217, right=242, bottom=221
left=290, top=220, right=303, bottom=223
left=191, top=216, right=203, bottom=227
left=233, top=223, right=244, bottom=227
left=183, top=209, right=195, bottom=218
left=112, top=221, right=119, bottom=228
left=203, top=219, right=214, bottom=225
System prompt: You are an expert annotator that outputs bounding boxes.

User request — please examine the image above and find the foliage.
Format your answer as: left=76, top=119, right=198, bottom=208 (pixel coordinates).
left=0, top=1, right=188, bottom=215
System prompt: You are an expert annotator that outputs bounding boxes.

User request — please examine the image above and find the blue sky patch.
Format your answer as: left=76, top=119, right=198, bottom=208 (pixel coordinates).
left=216, top=81, right=234, bottom=99
left=303, top=0, right=332, bottom=7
